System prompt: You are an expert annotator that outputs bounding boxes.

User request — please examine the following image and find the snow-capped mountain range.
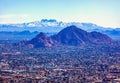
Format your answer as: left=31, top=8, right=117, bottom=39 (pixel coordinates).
left=1, top=19, right=119, bottom=32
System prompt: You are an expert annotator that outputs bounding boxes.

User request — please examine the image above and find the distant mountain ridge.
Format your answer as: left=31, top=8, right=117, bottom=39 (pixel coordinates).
left=0, top=19, right=120, bottom=32
left=0, top=19, right=120, bottom=40
left=0, top=31, right=39, bottom=40
left=24, top=25, right=113, bottom=47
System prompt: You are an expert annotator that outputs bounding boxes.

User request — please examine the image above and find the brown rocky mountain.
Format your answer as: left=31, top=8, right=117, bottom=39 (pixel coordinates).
left=27, top=32, right=54, bottom=47
left=26, top=25, right=113, bottom=47
left=51, top=25, right=112, bottom=46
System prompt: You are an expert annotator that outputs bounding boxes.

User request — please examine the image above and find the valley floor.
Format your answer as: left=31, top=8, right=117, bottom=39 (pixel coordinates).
left=0, top=43, right=120, bottom=83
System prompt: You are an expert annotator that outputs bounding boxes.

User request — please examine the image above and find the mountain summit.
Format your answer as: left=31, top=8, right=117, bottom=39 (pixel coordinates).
left=26, top=25, right=113, bottom=47
left=51, top=25, right=89, bottom=46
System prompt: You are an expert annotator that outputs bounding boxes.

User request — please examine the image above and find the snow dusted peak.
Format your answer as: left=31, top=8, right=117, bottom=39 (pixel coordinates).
left=21, top=19, right=65, bottom=27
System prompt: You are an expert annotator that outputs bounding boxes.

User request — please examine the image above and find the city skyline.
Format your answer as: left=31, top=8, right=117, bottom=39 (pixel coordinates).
left=0, top=0, right=120, bottom=28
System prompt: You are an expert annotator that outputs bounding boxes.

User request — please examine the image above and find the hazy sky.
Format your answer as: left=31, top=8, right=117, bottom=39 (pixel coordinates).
left=0, top=0, right=120, bottom=28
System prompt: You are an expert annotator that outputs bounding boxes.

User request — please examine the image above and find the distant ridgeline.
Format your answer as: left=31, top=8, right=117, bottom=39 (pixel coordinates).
left=17, top=25, right=114, bottom=48
left=0, top=19, right=120, bottom=41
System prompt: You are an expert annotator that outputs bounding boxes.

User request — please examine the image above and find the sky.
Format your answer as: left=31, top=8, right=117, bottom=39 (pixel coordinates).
left=0, top=0, right=120, bottom=28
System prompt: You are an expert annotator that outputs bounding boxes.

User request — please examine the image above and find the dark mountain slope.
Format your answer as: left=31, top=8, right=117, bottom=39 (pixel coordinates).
left=89, top=31, right=112, bottom=44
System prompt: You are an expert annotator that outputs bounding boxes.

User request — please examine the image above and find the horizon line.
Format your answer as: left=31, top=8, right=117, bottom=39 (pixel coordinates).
left=0, top=18, right=119, bottom=29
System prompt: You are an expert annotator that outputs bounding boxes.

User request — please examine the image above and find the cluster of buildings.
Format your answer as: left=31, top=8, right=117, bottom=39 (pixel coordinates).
left=0, top=45, right=120, bottom=83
